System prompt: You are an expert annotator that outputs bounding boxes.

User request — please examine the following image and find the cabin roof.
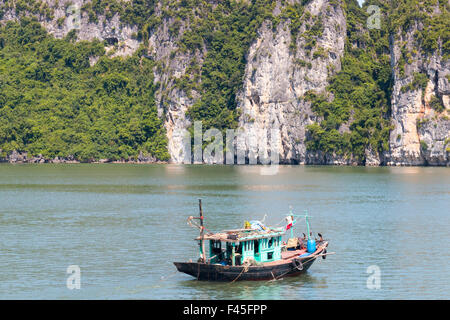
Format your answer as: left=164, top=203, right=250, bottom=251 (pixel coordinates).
left=195, top=227, right=285, bottom=242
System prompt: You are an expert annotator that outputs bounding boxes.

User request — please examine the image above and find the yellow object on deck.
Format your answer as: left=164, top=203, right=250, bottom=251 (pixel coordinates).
left=286, top=237, right=299, bottom=249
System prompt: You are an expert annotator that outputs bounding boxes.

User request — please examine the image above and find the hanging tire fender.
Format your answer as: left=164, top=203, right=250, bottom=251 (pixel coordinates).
left=292, top=258, right=303, bottom=271
left=322, top=248, right=327, bottom=260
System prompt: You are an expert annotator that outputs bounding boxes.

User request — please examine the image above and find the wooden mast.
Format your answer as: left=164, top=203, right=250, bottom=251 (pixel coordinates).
left=198, top=199, right=206, bottom=263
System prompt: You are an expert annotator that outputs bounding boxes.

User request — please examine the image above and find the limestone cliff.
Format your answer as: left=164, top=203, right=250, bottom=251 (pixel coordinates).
left=148, top=3, right=204, bottom=163
left=236, top=0, right=347, bottom=164
left=0, top=0, right=448, bottom=166
left=387, top=3, right=449, bottom=166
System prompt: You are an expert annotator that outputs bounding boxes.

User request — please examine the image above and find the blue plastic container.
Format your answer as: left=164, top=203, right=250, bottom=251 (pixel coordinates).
left=299, top=253, right=311, bottom=258
left=307, top=239, right=316, bottom=253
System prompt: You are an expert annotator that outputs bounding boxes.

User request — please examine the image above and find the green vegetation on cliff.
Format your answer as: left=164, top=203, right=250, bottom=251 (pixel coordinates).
left=389, top=0, right=449, bottom=60
left=0, top=18, right=169, bottom=161
left=0, top=0, right=447, bottom=163
left=181, top=0, right=276, bottom=133
left=305, top=0, right=393, bottom=163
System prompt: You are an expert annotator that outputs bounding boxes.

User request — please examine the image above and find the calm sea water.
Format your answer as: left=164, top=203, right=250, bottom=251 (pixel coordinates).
left=0, top=164, right=449, bottom=299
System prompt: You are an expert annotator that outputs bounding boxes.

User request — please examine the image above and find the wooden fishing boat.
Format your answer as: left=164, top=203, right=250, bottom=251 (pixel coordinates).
left=174, top=200, right=331, bottom=282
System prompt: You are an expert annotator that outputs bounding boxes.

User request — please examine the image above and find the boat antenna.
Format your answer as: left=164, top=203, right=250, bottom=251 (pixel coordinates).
left=305, top=210, right=311, bottom=240
left=261, top=214, right=267, bottom=223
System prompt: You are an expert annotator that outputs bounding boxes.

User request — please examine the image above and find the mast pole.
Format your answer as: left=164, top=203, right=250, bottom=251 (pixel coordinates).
left=305, top=210, right=310, bottom=240
left=198, top=199, right=206, bottom=263
left=289, top=206, right=294, bottom=238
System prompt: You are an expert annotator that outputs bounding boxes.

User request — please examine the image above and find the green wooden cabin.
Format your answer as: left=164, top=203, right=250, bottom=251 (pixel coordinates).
left=200, top=228, right=285, bottom=266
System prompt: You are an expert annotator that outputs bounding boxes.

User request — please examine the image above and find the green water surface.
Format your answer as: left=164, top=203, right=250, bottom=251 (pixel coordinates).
left=0, top=164, right=449, bottom=299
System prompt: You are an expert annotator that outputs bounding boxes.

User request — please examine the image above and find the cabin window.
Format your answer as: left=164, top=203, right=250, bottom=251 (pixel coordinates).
left=227, top=242, right=235, bottom=258
left=211, top=241, right=221, bottom=255
left=268, top=238, right=273, bottom=248
left=254, top=240, right=259, bottom=254
left=212, top=240, right=221, bottom=249
left=267, top=252, right=273, bottom=260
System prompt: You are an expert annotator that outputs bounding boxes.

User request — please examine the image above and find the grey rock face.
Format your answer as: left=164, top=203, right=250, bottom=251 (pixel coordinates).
left=236, top=0, right=346, bottom=164
left=418, top=117, right=450, bottom=165
left=387, top=21, right=449, bottom=166
left=8, top=150, right=26, bottom=163
left=148, top=6, right=205, bottom=163
left=137, top=151, right=157, bottom=163
left=4, top=151, right=81, bottom=163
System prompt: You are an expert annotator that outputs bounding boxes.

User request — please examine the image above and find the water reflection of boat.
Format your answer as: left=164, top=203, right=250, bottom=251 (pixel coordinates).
left=174, top=200, right=331, bottom=281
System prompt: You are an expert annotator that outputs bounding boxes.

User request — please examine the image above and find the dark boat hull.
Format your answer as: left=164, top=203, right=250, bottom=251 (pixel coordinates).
left=174, top=248, right=325, bottom=281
